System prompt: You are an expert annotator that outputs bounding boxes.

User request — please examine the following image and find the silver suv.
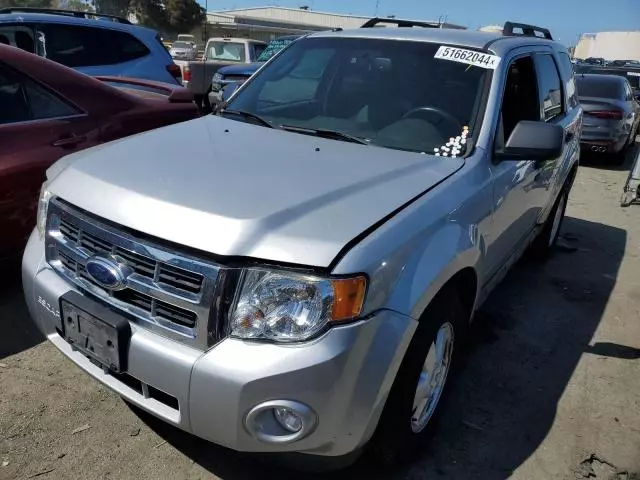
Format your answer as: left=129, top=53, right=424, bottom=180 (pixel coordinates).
left=23, top=19, right=581, bottom=467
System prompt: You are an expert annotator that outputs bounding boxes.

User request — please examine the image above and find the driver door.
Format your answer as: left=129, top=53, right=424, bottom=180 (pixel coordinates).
left=485, top=51, right=559, bottom=276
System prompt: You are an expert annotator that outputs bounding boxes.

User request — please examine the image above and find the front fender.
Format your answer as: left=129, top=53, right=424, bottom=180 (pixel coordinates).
left=396, top=223, right=481, bottom=319
left=332, top=156, right=492, bottom=321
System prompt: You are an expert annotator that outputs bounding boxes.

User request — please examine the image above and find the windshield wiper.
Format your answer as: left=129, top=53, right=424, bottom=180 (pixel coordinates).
left=221, top=109, right=274, bottom=128
left=279, top=125, right=369, bottom=145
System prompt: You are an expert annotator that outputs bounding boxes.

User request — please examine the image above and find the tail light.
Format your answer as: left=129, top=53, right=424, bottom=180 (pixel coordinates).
left=585, top=110, right=623, bottom=119
left=167, top=63, right=182, bottom=83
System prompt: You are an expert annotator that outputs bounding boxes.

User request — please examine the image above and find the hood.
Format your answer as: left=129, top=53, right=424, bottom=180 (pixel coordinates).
left=219, top=62, right=264, bottom=77
left=49, top=116, right=463, bottom=268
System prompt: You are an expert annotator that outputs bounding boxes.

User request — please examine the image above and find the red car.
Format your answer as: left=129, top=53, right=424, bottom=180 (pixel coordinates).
left=0, top=44, right=199, bottom=257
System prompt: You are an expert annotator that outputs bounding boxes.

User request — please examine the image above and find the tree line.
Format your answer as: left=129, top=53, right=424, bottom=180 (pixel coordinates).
left=0, top=0, right=206, bottom=34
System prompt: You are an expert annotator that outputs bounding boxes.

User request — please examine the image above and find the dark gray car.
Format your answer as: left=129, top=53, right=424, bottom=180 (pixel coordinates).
left=577, top=74, right=640, bottom=163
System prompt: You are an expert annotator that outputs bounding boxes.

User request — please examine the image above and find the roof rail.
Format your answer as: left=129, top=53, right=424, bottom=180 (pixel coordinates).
left=503, top=21, right=552, bottom=40
left=0, top=7, right=132, bottom=24
left=361, top=17, right=441, bottom=29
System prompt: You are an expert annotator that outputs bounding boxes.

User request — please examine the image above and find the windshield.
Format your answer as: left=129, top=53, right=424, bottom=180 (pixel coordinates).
left=224, top=37, right=489, bottom=154
left=256, top=38, right=296, bottom=62
left=206, top=41, right=246, bottom=62
left=172, top=41, right=192, bottom=49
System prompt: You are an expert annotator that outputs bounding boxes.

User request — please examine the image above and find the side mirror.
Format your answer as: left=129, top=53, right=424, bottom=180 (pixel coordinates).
left=496, top=120, right=564, bottom=161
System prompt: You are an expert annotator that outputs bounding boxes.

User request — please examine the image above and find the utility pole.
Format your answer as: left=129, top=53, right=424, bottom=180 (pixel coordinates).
left=375, top=0, right=380, bottom=16
left=203, top=0, right=208, bottom=44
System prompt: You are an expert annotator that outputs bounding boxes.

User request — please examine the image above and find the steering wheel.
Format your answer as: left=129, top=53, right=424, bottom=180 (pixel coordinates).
left=401, top=106, right=462, bottom=134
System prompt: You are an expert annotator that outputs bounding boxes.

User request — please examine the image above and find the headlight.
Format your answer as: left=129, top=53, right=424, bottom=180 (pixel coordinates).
left=36, top=183, right=51, bottom=239
left=229, top=269, right=367, bottom=343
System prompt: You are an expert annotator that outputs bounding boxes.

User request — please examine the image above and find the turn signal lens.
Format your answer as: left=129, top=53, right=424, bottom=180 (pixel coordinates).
left=36, top=183, right=51, bottom=239
left=331, top=276, right=367, bottom=321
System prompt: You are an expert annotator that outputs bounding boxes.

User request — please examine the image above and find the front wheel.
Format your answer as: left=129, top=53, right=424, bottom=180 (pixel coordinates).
left=529, top=187, right=569, bottom=259
left=368, top=287, right=467, bottom=466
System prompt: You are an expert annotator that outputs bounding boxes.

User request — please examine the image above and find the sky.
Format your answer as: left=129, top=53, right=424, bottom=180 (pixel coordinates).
left=198, top=0, right=640, bottom=46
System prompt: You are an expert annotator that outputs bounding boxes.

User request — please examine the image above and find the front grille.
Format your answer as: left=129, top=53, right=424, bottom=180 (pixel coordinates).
left=45, top=199, right=222, bottom=348
left=59, top=218, right=204, bottom=295
left=112, top=289, right=197, bottom=328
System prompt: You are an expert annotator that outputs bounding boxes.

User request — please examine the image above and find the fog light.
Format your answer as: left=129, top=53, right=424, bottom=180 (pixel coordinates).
left=245, top=400, right=317, bottom=444
left=273, top=407, right=303, bottom=433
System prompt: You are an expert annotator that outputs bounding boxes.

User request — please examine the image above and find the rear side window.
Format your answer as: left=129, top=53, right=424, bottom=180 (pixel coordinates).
left=535, top=54, right=564, bottom=121
left=557, top=52, right=579, bottom=108
left=37, top=24, right=149, bottom=67
left=110, top=30, right=150, bottom=63
left=0, top=64, right=80, bottom=124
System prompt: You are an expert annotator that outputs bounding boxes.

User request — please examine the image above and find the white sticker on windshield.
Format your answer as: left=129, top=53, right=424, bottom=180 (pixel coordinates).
left=434, top=46, right=501, bottom=70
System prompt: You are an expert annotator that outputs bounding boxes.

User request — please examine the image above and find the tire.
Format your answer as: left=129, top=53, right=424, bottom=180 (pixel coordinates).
left=529, top=186, right=569, bottom=259
left=368, top=287, right=468, bottom=467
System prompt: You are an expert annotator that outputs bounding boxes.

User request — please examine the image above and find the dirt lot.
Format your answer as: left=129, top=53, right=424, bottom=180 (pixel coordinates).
left=1, top=145, right=640, bottom=480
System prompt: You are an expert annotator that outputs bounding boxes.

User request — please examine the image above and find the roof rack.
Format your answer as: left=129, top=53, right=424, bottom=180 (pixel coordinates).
left=0, top=7, right=132, bottom=24
left=503, top=21, right=552, bottom=40
left=361, top=17, right=441, bottom=29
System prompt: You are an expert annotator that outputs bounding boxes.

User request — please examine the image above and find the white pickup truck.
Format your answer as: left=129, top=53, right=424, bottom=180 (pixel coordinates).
left=175, top=37, right=266, bottom=109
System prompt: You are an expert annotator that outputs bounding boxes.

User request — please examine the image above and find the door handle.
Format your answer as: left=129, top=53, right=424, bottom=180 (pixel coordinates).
left=53, top=135, right=86, bottom=148
left=565, top=131, right=575, bottom=143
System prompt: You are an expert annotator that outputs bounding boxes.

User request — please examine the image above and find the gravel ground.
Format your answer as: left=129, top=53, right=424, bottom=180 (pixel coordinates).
left=1, top=144, right=639, bottom=480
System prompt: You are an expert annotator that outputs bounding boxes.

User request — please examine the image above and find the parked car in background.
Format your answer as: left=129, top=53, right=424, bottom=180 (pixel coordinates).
left=177, top=34, right=197, bottom=44
left=575, top=65, right=640, bottom=100
left=0, top=8, right=182, bottom=84
left=0, top=44, right=198, bottom=257
left=208, top=35, right=300, bottom=110
left=576, top=74, right=639, bottom=163
left=609, top=60, right=640, bottom=67
left=177, top=37, right=266, bottom=109
left=169, top=41, right=197, bottom=61
left=23, top=19, right=581, bottom=468
left=583, top=57, right=606, bottom=66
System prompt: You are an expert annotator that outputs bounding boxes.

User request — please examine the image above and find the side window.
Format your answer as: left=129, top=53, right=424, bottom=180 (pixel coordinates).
left=557, top=52, right=579, bottom=108
left=110, top=30, right=150, bottom=63
left=0, top=65, right=30, bottom=124
left=38, top=24, right=117, bottom=67
left=0, top=25, right=36, bottom=53
left=535, top=54, right=564, bottom=121
left=498, top=56, right=540, bottom=145
left=0, top=64, right=80, bottom=125
left=251, top=43, right=266, bottom=61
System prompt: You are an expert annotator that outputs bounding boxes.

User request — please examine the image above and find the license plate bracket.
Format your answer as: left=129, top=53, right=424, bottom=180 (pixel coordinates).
left=60, top=292, right=131, bottom=373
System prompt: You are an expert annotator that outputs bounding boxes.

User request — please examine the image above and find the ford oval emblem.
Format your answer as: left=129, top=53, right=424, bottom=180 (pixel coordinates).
left=85, top=255, right=129, bottom=291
